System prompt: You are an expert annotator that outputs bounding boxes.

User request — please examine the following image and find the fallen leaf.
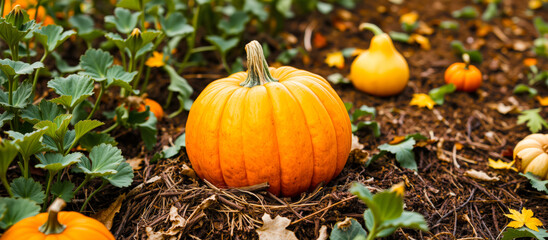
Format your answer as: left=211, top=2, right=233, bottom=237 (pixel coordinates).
left=495, top=102, right=519, bottom=114
left=256, top=214, right=298, bottom=240
left=417, top=21, right=434, bottom=35
left=488, top=158, right=518, bottom=171
left=389, top=136, right=406, bottom=145
left=317, top=225, right=328, bottom=240
left=144, top=206, right=187, bottom=239
left=325, top=51, right=344, bottom=69
left=181, top=164, right=198, bottom=179
left=409, top=34, right=431, bottom=50
left=410, top=93, right=436, bottom=109
left=400, top=11, right=419, bottom=25
left=505, top=208, right=544, bottom=231
left=145, top=226, right=165, bottom=240
left=529, top=0, right=543, bottom=9
left=351, top=134, right=364, bottom=150
left=513, top=40, right=530, bottom=51
left=126, top=157, right=144, bottom=170
left=465, top=169, right=500, bottom=181
left=92, top=194, right=126, bottom=230
left=313, top=32, right=327, bottom=49
left=535, top=96, right=548, bottom=106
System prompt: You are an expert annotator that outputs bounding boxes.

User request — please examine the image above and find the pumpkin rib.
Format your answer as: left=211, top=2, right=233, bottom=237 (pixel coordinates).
left=524, top=154, right=548, bottom=179
left=265, top=82, right=314, bottom=196
left=282, top=80, right=339, bottom=190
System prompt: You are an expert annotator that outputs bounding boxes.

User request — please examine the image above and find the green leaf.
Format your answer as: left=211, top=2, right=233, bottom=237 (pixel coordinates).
left=406, top=133, right=428, bottom=141
left=380, top=211, right=429, bottom=232
left=35, top=152, right=83, bottom=172
left=388, top=31, right=410, bottom=43
left=103, top=162, right=134, bottom=188
left=317, top=2, right=334, bottom=14
left=138, top=111, right=158, bottom=150
left=0, top=59, right=43, bottom=78
left=502, top=227, right=548, bottom=240
left=51, top=52, right=82, bottom=74
left=8, top=127, right=48, bottom=161
left=79, top=132, right=117, bottom=151
left=353, top=105, right=376, bottom=121
left=42, top=130, right=75, bottom=153
left=74, top=120, right=104, bottom=145
left=373, top=191, right=403, bottom=221
left=452, top=6, right=478, bottom=19
left=481, top=2, right=498, bottom=22
left=105, top=65, right=138, bottom=93
left=105, top=8, right=141, bottom=35
left=517, top=108, right=548, bottom=133
left=0, top=141, right=19, bottom=183
left=161, top=133, right=186, bottom=159
left=79, top=48, right=114, bottom=81
left=0, top=197, right=40, bottom=229
left=116, top=0, right=151, bottom=11
left=276, top=0, right=294, bottom=18
left=329, top=218, right=367, bottom=240
left=206, top=35, right=239, bottom=55
left=76, top=144, right=124, bottom=178
left=160, top=12, right=193, bottom=37
left=354, top=121, right=380, bottom=137
left=439, top=20, right=459, bottom=30
left=34, top=114, right=72, bottom=144
left=0, top=82, right=32, bottom=109
left=71, top=100, right=93, bottom=125
left=48, top=74, right=95, bottom=110
left=513, top=84, right=538, bottom=97
left=276, top=48, right=299, bottom=64
left=363, top=210, right=396, bottom=237
left=218, top=11, right=250, bottom=36
left=429, top=83, right=456, bottom=105
left=349, top=182, right=374, bottom=202
left=50, top=181, right=75, bottom=202
left=519, top=172, right=548, bottom=194
left=21, top=100, right=65, bottom=124
left=533, top=16, right=548, bottom=35
left=0, top=19, right=36, bottom=48
left=327, top=73, right=350, bottom=85
left=0, top=202, right=6, bottom=222
left=10, top=177, right=45, bottom=204
left=378, top=138, right=417, bottom=170
left=244, top=0, right=268, bottom=21
left=0, top=112, right=14, bottom=128
left=164, top=65, right=193, bottom=99
left=33, top=25, right=76, bottom=53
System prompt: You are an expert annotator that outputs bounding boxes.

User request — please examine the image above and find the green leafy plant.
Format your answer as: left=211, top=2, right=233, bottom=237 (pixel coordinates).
left=450, top=40, right=483, bottom=64
left=330, top=182, right=428, bottom=240
left=452, top=6, right=478, bottom=19
left=345, top=102, right=381, bottom=137
left=428, top=83, right=456, bottom=105
left=532, top=17, right=548, bottom=57
left=517, top=108, right=548, bottom=133
left=520, top=172, right=548, bottom=194
left=368, top=133, right=428, bottom=170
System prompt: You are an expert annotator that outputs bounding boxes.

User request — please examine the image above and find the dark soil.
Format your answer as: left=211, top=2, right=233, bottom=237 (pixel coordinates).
left=12, top=0, right=548, bottom=239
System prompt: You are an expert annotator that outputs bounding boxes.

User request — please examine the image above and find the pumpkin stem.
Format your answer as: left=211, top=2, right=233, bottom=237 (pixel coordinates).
left=39, top=198, right=67, bottom=235
left=240, top=40, right=278, bottom=88
left=359, top=23, right=384, bottom=36
left=462, top=53, right=470, bottom=70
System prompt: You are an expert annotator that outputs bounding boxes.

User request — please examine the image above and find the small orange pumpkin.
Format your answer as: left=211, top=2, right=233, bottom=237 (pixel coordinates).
left=185, top=41, right=352, bottom=197
left=444, top=54, right=482, bottom=92
left=0, top=198, right=115, bottom=240
left=138, top=98, right=164, bottom=120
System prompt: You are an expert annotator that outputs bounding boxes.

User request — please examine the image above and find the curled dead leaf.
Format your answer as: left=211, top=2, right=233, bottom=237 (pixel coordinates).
left=465, top=169, right=500, bottom=181
left=256, top=214, right=298, bottom=240
left=92, top=194, right=126, bottom=230
left=126, top=157, right=144, bottom=170
left=181, top=164, right=198, bottom=179
left=351, top=134, right=364, bottom=150
left=316, top=225, right=328, bottom=240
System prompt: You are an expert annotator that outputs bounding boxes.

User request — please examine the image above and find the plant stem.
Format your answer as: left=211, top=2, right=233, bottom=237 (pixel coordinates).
left=34, top=0, right=42, bottom=21
left=39, top=198, right=66, bottom=235
left=0, top=0, right=5, bottom=18
left=132, top=56, right=145, bottom=90
left=7, top=76, right=13, bottom=106
left=120, top=50, right=127, bottom=71
left=221, top=54, right=230, bottom=73
left=80, top=180, right=107, bottom=212
left=359, top=23, right=384, bottom=36
left=164, top=91, right=173, bottom=109
left=0, top=174, right=13, bottom=197
left=86, top=82, right=105, bottom=120
left=365, top=224, right=378, bottom=240
left=42, top=170, right=56, bottom=210
left=177, top=4, right=200, bottom=74
left=240, top=40, right=277, bottom=88
left=32, top=52, right=48, bottom=97
left=191, top=45, right=216, bottom=54
left=72, top=175, right=91, bottom=195
left=167, top=98, right=184, bottom=118
left=140, top=66, right=151, bottom=93
left=100, top=122, right=119, bottom=134
left=22, top=156, right=30, bottom=178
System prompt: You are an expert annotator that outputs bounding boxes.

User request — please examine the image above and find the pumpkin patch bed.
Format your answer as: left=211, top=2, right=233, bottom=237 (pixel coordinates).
left=0, top=0, right=547, bottom=239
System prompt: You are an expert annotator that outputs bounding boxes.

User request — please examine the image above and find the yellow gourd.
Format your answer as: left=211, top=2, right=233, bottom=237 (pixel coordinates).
left=350, top=23, right=409, bottom=97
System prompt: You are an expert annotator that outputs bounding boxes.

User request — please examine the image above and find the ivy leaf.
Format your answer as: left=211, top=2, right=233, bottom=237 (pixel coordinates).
left=517, top=108, right=548, bottom=133
left=520, top=172, right=548, bottom=194
left=50, top=181, right=75, bottom=202
left=330, top=218, right=368, bottom=240
left=51, top=52, right=82, bottom=74
left=164, top=65, right=193, bottom=99
left=21, top=100, right=65, bottom=124
left=0, top=197, right=40, bottom=229
left=103, top=162, right=134, bottom=188
left=35, top=152, right=83, bottom=172
left=138, top=111, right=158, bottom=150
left=218, top=11, right=250, bottom=36
left=513, top=84, right=538, bottom=97
left=428, top=84, right=456, bottom=105
left=160, top=12, right=193, bottom=37
left=116, top=0, right=151, bottom=11
left=69, top=14, right=104, bottom=42
left=48, top=75, right=95, bottom=110
left=79, top=48, right=114, bottom=81
left=7, top=127, right=48, bottom=161
left=502, top=227, right=548, bottom=240
left=105, top=8, right=141, bottom=35
left=33, top=25, right=76, bottom=53
left=206, top=35, right=239, bottom=56
left=380, top=211, right=429, bottom=232
left=0, top=82, right=32, bottom=109
left=0, top=59, right=43, bottom=78
left=0, top=112, right=14, bottom=128
left=74, top=120, right=104, bottom=145
left=10, top=177, right=45, bottom=204
left=34, top=114, right=72, bottom=144
left=75, top=144, right=124, bottom=178
left=79, top=132, right=117, bottom=151
left=378, top=138, right=417, bottom=170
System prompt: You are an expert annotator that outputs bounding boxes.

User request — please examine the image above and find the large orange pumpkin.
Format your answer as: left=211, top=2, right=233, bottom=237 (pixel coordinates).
left=0, top=198, right=115, bottom=240
left=185, top=41, right=352, bottom=197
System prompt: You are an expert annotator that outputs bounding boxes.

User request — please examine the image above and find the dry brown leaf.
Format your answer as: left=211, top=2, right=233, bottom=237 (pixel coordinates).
left=126, top=157, right=144, bottom=170
left=513, top=40, right=530, bottom=51
left=181, top=164, right=198, bottom=179
left=145, top=226, right=166, bottom=240
left=144, top=206, right=187, bottom=240
left=389, top=136, right=407, bottom=145
left=316, top=225, right=328, bottom=240
left=313, top=32, right=327, bottom=49
left=256, top=214, right=298, bottom=240
left=351, top=134, right=364, bottom=150
left=417, top=21, right=434, bottom=35
left=465, top=169, right=500, bottom=181
left=92, top=194, right=126, bottom=230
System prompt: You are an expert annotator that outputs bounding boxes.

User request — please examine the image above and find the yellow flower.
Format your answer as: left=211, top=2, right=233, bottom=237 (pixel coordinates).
left=145, top=51, right=167, bottom=68
left=504, top=208, right=543, bottom=231
left=400, top=11, right=418, bottom=25
left=390, top=182, right=405, bottom=197
left=325, top=51, right=344, bottom=69
left=488, top=158, right=517, bottom=171
left=409, top=93, right=435, bottom=110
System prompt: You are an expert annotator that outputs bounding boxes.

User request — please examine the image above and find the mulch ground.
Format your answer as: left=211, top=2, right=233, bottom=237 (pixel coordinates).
left=32, top=0, right=547, bottom=239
